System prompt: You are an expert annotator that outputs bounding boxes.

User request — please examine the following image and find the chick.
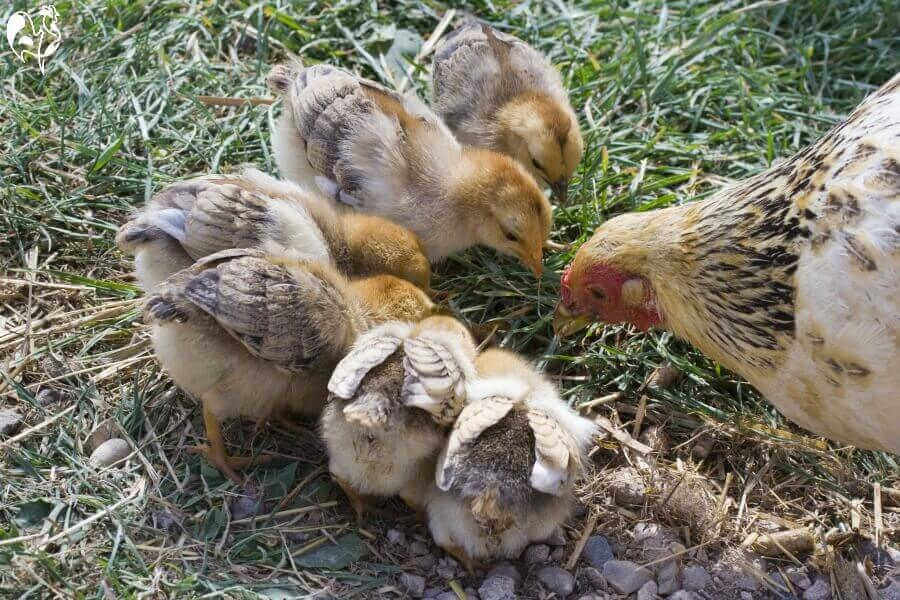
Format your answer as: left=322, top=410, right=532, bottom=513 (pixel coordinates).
left=268, top=63, right=551, bottom=276
left=431, top=20, right=583, bottom=203
left=322, top=316, right=476, bottom=520
left=144, top=246, right=435, bottom=482
left=426, top=349, right=597, bottom=570
left=116, top=169, right=431, bottom=292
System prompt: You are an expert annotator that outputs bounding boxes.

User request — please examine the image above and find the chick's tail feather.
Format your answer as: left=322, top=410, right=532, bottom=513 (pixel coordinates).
left=116, top=208, right=186, bottom=253
left=470, top=487, right=515, bottom=534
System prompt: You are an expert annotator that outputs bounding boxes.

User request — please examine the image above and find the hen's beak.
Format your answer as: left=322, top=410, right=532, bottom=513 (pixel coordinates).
left=553, top=302, right=591, bottom=337
left=550, top=180, right=569, bottom=204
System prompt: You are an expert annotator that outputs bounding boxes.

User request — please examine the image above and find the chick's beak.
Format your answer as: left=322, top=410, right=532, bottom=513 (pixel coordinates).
left=522, top=250, right=543, bottom=278
left=550, top=180, right=569, bottom=204
left=553, top=301, right=591, bottom=337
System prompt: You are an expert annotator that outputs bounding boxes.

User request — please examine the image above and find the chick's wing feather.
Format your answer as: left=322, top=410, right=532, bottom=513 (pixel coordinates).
left=178, top=249, right=355, bottom=372
left=436, top=396, right=516, bottom=490
left=526, top=408, right=580, bottom=496
left=328, top=322, right=415, bottom=399
left=401, top=333, right=474, bottom=425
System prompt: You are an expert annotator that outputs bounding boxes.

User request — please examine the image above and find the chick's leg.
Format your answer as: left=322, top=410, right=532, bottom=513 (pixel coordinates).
left=441, top=542, right=480, bottom=575
left=190, top=404, right=272, bottom=483
left=333, top=475, right=368, bottom=522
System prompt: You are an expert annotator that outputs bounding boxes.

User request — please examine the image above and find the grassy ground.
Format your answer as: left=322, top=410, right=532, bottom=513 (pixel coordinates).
left=1, top=0, right=898, bottom=598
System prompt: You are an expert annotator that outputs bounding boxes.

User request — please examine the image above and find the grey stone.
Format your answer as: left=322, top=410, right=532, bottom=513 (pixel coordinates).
left=434, top=594, right=458, bottom=600
left=487, top=563, right=521, bottom=586
left=536, top=566, right=575, bottom=598
left=656, top=559, right=681, bottom=595
left=668, top=592, right=700, bottom=600
left=551, top=547, right=566, bottom=562
left=802, top=579, right=831, bottom=600
left=682, top=565, right=711, bottom=591
left=436, top=557, right=458, bottom=579
left=229, top=488, right=262, bottom=520
left=788, top=570, right=813, bottom=590
left=413, top=554, right=435, bottom=569
left=603, top=560, right=653, bottom=595
left=741, top=593, right=753, bottom=600
left=89, top=438, right=130, bottom=467
left=409, top=540, right=429, bottom=556
left=582, top=535, right=614, bottom=568
left=399, top=573, right=426, bottom=598
left=576, top=566, right=606, bottom=589
left=0, top=409, right=23, bottom=436
left=423, top=587, right=441, bottom=598
left=637, top=580, right=658, bottom=600
left=463, top=588, right=479, bottom=600
left=546, top=527, right=567, bottom=546
left=387, top=529, right=406, bottom=546
left=633, top=522, right=663, bottom=542
left=737, top=575, right=760, bottom=592
left=478, top=576, right=516, bottom=600
left=37, top=388, right=63, bottom=405
left=524, top=543, right=551, bottom=564
left=576, top=596, right=610, bottom=600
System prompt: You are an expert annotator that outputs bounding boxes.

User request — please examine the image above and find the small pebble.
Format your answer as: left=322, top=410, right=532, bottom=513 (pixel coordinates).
left=524, top=543, right=551, bottom=564
left=399, top=573, right=426, bottom=598
left=478, top=576, right=516, bottom=600
left=582, top=535, right=614, bottom=568
left=788, top=570, right=812, bottom=590
left=423, top=588, right=442, bottom=599
left=434, top=593, right=458, bottom=600
left=387, top=529, right=406, bottom=546
left=413, top=554, right=435, bottom=569
left=576, top=566, right=607, bottom=589
left=802, top=579, right=832, bottom=600
left=682, top=565, right=711, bottom=591
left=691, top=435, right=715, bottom=459
left=0, top=409, right=23, bottom=436
left=603, top=560, right=652, bottom=595
left=486, top=563, right=521, bottom=586
left=668, top=592, right=700, bottom=600
left=37, top=388, right=63, bottom=406
left=551, top=547, right=566, bottom=562
left=741, top=592, right=754, bottom=600
left=229, top=488, right=262, bottom=520
left=409, top=540, right=429, bottom=556
left=463, top=587, right=478, bottom=600
left=637, top=580, right=658, bottom=600
left=536, top=566, right=575, bottom=598
left=878, top=577, right=900, bottom=600
left=436, top=557, right=458, bottom=579
left=656, top=559, right=681, bottom=595
left=89, top=438, right=130, bottom=467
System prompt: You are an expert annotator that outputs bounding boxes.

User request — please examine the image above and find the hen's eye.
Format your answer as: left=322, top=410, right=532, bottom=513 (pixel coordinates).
left=590, top=287, right=606, bottom=301
left=505, top=231, right=520, bottom=243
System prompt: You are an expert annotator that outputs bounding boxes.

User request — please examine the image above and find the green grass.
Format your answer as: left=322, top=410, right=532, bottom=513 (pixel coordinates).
left=1, top=0, right=898, bottom=598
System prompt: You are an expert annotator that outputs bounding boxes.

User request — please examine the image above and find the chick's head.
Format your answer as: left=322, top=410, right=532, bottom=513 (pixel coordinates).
left=462, top=151, right=552, bottom=277
left=498, top=93, right=583, bottom=203
left=343, top=214, right=432, bottom=291
left=555, top=212, right=664, bottom=335
left=350, top=274, right=436, bottom=323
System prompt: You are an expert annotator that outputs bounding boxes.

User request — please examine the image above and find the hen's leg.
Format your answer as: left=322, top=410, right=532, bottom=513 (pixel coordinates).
left=189, top=404, right=272, bottom=483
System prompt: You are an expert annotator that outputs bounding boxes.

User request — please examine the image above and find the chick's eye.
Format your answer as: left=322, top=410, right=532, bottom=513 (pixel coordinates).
left=504, top=230, right=520, bottom=243
left=532, top=158, right=544, bottom=172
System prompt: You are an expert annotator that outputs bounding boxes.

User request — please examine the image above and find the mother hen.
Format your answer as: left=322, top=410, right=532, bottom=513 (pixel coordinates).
left=556, top=73, right=900, bottom=453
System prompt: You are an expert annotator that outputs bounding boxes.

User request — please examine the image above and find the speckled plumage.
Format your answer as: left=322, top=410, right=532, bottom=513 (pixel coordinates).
left=561, top=72, right=900, bottom=453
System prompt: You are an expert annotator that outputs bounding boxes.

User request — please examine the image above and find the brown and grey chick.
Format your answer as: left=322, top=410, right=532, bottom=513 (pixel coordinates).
left=116, top=169, right=430, bottom=292
left=267, top=62, right=551, bottom=276
left=431, top=20, right=583, bottom=203
left=426, top=349, right=597, bottom=570
left=322, top=316, right=477, bottom=520
left=144, top=246, right=435, bottom=482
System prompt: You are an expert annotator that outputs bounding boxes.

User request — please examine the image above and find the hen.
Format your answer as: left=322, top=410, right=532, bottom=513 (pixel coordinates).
left=116, top=169, right=431, bottom=291
left=426, top=349, right=597, bottom=570
left=556, top=73, right=900, bottom=453
left=267, top=63, right=551, bottom=275
left=321, top=315, right=476, bottom=520
left=431, top=20, right=583, bottom=203
left=144, top=247, right=435, bottom=482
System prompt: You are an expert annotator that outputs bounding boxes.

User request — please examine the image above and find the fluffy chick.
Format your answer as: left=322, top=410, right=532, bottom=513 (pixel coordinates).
left=426, top=349, right=597, bottom=570
left=116, top=169, right=430, bottom=292
left=556, top=72, right=900, bottom=453
left=322, top=316, right=476, bottom=520
left=144, top=246, right=435, bottom=482
left=268, top=63, right=551, bottom=276
left=431, top=20, right=583, bottom=203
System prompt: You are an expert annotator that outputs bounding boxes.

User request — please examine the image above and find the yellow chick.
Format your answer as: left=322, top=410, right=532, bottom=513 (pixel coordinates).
left=426, top=349, right=597, bottom=571
left=144, top=247, right=435, bottom=483
left=321, top=316, right=476, bottom=520
left=116, top=169, right=431, bottom=292
left=431, top=20, right=583, bottom=203
left=268, top=63, right=552, bottom=276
